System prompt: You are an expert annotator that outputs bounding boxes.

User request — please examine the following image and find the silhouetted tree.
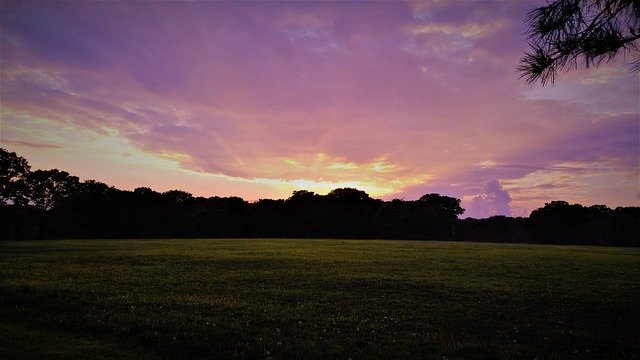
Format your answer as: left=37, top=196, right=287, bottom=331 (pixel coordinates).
left=283, top=190, right=327, bottom=237
left=26, top=169, right=79, bottom=210
left=412, top=194, right=465, bottom=240
left=418, top=193, right=465, bottom=218
left=459, top=216, right=530, bottom=244
left=326, top=188, right=372, bottom=203
left=610, top=206, right=640, bottom=246
left=0, top=148, right=31, bottom=206
left=163, top=190, right=194, bottom=204
left=251, top=199, right=287, bottom=236
left=528, top=201, right=616, bottom=245
left=380, top=199, right=423, bottom=239
left=519, top=0, right=640, bottom=85
left=322, top=188, right=380, bottom=238
left=287, top=190, right=321, bottom=204
left=134, top=186, right=160, bottom=199
left=1, top=149, right=637, bottom=246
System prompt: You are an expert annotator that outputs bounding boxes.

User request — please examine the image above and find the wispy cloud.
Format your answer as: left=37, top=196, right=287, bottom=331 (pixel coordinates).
left=1, top=1, right=637, bottom=214
left=1, top=138, right=61, bottom=149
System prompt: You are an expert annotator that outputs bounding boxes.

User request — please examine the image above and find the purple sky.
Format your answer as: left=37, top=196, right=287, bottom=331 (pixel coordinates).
left=1, top=1, right=638, bottom=218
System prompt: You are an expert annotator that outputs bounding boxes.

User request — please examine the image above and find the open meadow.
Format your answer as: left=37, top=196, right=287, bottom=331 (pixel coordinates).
left=1, top=239, right=639, bottom=359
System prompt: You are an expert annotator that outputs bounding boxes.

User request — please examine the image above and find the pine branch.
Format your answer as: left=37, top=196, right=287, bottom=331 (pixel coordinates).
left=518, top=0, right=640, bottom=85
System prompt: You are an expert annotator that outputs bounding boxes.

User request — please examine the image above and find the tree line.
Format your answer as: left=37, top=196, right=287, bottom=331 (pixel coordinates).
left=1, top=148, right=638, bottom=246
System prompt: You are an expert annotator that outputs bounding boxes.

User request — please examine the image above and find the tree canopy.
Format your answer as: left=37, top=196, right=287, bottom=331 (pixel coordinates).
left=1, top=148, right=638, bottom=246
left=418, top=193, right=465, bottom=217
left=0, top=149, right=31, bottom=206
left=518, top=0, right=640, bottom=85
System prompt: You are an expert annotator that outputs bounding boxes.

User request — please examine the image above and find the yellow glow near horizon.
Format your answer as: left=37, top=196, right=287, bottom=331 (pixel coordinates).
left=2, top=107, right=434, bottom=201
left=254, top=178, right=395, bottom=197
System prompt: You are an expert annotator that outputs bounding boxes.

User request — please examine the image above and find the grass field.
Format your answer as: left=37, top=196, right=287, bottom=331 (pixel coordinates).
left=1, top=239, right=639, bottom=359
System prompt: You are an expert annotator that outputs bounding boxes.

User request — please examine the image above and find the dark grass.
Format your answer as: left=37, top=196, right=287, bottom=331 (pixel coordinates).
left=1, top=239, right=639, bottom=359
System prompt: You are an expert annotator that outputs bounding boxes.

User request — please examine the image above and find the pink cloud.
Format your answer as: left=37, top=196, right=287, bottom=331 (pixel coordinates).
left=467, top=179, right=513, bottom=218
left=1, top=1, right=637, bottom=215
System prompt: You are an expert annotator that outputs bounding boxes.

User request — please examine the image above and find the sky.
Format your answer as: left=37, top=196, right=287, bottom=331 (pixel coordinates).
left=1, top=1, right=638, bottom=218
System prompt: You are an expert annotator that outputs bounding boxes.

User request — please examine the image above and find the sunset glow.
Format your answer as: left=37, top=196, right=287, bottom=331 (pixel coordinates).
left=1, top=1, right=638, bottom=218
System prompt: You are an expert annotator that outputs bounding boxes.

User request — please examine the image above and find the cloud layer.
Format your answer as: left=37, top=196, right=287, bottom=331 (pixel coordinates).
left=1, top=1, right=638, bottom=217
